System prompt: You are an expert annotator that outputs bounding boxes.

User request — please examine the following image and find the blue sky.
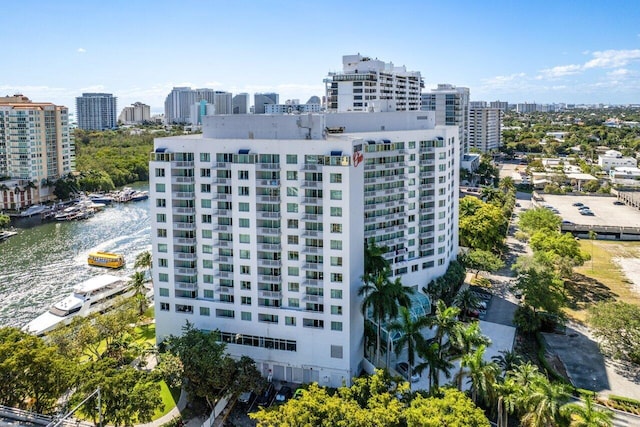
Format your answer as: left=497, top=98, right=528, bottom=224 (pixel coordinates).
left=2, top=0, right=639, bottom=114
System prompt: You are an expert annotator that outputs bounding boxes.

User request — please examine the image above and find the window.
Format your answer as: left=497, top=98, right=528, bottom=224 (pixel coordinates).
left=288, top=298, right=299, bottom=308
left=330, top=223, right=342, bottom=233
left=200, top=307, right=210, bottom=316
left=331, top=273, right=343, bottom=283
left=303, top=318, right=324, bottom=329
left=287, top=187, right=298, bottom=197
left=285, top=316, right=296, bottom=326
left=330, top=289, right=342, bottom=299
left=239, top=234, right=250, bottom=243
left=330, top=207, right=342, bottom=217
left=330, top=240, right=342, bottom=250
left=330, top=173, right=342, bottom=183
left=176, top=304, right=193, bottom=314
left=240, top=249, right=250, bottom=259
left=241, top=296, right=251, bottom=305
left=287, top=171, right=297, bottom=180
left=198, top=198, right=210, bottom=209
left=203, top=274, right=214, bottom=284
left=288, top=235, right=299, bottom=245
left=331, top=305, right=343, bottom=315
left=259, top=314, right=278, bottom=323
left=239, top=202, right=249, bottom=212
left=202, top=229, right=212, bottom=238
left=201, top=168, right=211, bottom=177
left=202, top=214, right=212, bottom=223
left=216, top=309, right=234, bottom=318
left=201, top=184, right=211, bottom=193
left=286, top=154, right=298, bottom=164
left=331, top=321, right=343, bottom=331
left=331, top=345, right=343, bottom=358
left=287, top=219, right=299, bottom=229
left=240, top=265, right=250, bottom=274
left=239, top=186, right=249, bottom=196
left=159, top=288, right=169, bottom=297
left=158, top=243, right=167, bottom=253
left=288, top=251, right=299, bottom=261
left=330, top=256, right=342, bottom=266
left=238, top=170, right=249, bottom=180
left=288, top=282, right=299, bottom=292
left=241, top=311, right=252, bottom=321
left=288, top=266, right=299, bottom=276
left=156, top=198, right=166, bottom=208
left=203, top=289, right=214, bottom=299
left=158, top=258, right=168, bottom=267
left=241, top=280, right=251, bottom=290
left=239, top=218, right=250, bottom=228
left=155, top=168, right=165, bottom=177
left=202, top=244, right=212, bottom=254
left=200, top=153, right=210, bottom=162
left=203, top=259, right=213, bottom=268
left=157, top=228, right=167, bottom=238
left=287, top=203, right=298, bottom=213
left=160, top=303, right=170, bottom=311
left=156, top=183, right=165, bottom=193
left=330, top=190, right=342, bottom=200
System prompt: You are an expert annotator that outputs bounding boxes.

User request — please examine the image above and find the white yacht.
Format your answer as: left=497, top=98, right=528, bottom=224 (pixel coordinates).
left=23, top=274, right=134, bottom=336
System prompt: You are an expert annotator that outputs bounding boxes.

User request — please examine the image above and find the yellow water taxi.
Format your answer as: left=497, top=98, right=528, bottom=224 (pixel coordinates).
left=88, top=251, right=125, bottom=269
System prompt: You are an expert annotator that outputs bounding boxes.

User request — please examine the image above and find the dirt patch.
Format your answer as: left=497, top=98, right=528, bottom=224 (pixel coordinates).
left=612, top=257, right=640, bottom=294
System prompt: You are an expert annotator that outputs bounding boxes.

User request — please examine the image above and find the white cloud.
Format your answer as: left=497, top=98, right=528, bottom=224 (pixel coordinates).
left=77, top=48, right=86, bottom=53
left=584, top=49, right=640, bottom=69
left=482, top=72, right=526, bottom=87
left=538, top=64, right=582, bottom=79
left=607, top=68, right=631, bottom=77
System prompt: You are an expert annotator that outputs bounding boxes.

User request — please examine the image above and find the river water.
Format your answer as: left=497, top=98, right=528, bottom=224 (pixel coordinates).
left=0, top=189, right=151, bottom=329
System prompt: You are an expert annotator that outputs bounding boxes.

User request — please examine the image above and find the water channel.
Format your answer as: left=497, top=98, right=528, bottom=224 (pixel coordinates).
left=0, top=186, right=151, bottom=329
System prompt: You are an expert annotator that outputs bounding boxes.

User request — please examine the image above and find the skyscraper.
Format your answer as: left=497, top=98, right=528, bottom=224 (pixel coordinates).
left=0, top=95, right=74, bottom=209
left=232, top=93, right=250, bottom=114
left=421, top=84, right=470, bottom=158
left=149, top=110, right=459, bottom=387
left=75, top=93, right=117, bottom=130
left=119, top=102, right=151, bottom=124
left=325, top=54, right=423, bottom=113
left=253, top=93, right=279, bottom=114
left=469, top=106, right=502, bottom=152
left=165, top=88, right=234, bottom=124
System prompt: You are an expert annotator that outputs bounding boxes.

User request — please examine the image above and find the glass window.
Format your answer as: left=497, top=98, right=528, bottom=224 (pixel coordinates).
left=285, top=316, right=296, bottom=326
left=203, top=289, right=214, bottom=299
left=156, top=213, right=166, bottom=223
left=288, top=282, right=299, bottom=292
left=288, top=235, right=299, bottom=245
left=288, top=251, right=299, bottom=260
left=330, top=190, right=342, bottom=200
left=159, top=288, right=169, bottom=297
left=158, top=273, right=168, bottom=282
left=240, top=265, right=250, bottom=274
left=202, top=229, right=212, bottom=238
left=241, top=296, right=251, bottom=305
left=201, top=184, right=211, bottom=193
left=330, top=289, right=342, bottom=299
left=157, top=228, right=167, bottom=238
left=200, top=153, right=210, bottom=162
left=239, top=202, right=250, bottom=212
left=155, top=183, right=165, bottom=193
left=239, top=234, right=250, bottom=243
left=288, top=298, right=299, bottom=308
left=156, top=198, right=166, bottom=207
left=330, top=173, right=342, bottom=183
left=287, top=203, right=298, bottom=213
left=330, top=207, right=342, bottom=217
left=330, top=256, right=342, bottom=266
left=239, top=186, right=250, bottom=196
left=241, top=281, right=251, bottom=290
left=288, top=266, right=299, bottom=276
left=239, top=218, right=250, bottom=228
left=200, top=168, right=211, bottom=177
left=158, top=243, right=167, bottom=253
left=331, top=223, right=342, bottom=233
left=331, top=305, right=342, bottom=315
left=241, top=311, right=251, bottom=321
left=155, top=168, right=165, bottom=177
left=240, top=249, right=250, bottom=259
left=331, top=321, right=343, bottom=331
left=238, top=170, right=249, bottom=180
left=286, top=154, right=298, bottom=164
left=288, top=219, right=299, bottom=229
left=287, top=171, right=297, bottom=180
left=287, top=187, right=298, bottom=197
left=201, top=199, right=211, bottom=208
left=330, top=240, right=342, bottom=250
left=200, top=307, right=210, bottom=316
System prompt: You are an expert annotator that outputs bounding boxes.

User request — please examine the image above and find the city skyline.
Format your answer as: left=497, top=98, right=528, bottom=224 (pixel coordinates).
left=2, top=0, right=639, bottom=113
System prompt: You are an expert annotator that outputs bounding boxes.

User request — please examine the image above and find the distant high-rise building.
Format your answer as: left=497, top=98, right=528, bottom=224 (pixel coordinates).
left=489, top=101, right=509, bottom=112
left=325, top=54, right=423, bottom=112
left=470, top=101, right=487, bottom=108
left=516, top=103, right=537, bottom=114
left=469, top=107, right=502, bottom=153
left=119, top=102, right=151, bottom=124
left=233, top=93, right=250, bottom=114
left=0, top=95, right=74, bottom=209
left=165, top=88, right=233, bottom=124
left=76, top=93, right=117, bottom=130
left=421, top=84, right=470, bottom=156
left=253, top=93, right=279, bottom=114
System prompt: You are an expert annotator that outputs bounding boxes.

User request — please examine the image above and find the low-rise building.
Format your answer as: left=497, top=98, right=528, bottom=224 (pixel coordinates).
left=598, top=150, right=637, bottom=171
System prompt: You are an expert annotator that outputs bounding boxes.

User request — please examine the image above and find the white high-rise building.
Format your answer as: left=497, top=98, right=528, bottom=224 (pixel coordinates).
left=469, top=107, right=502, bottom=153
left=325, top=54, right=423, bottom=113
left=165, top=88, right=233, bottom=124
left=421, top=84, right=470, bottom=157
left=119, top=102, right=151, bottom=124
left=233, top=93, right=250, bottom=114
left=149, top=110, right=459, bottom=387
left=76, top=93, right=117, bottom=130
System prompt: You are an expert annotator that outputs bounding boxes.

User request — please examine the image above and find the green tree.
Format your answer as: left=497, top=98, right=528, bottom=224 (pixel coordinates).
left=428, top=300, right=462, bottom=359
left=454, top=288, right=481, bottom=320
left=364, top=240, right=390, bottom=283
left=404, top=388, right=490, bottom=427
left=450, top=322, right=491, bottom=390
left=588, top=301, right=640, bottom=363
left=135, top=250, right=153, bottom=275
left=518, top=207, right=561, bottom=235
left=514, top=264, right=565, bottom=319
left=464, top=249, right=505, bottom=278
left=155, top=352, right=184, bottom=389
left=492, top=350, right=523, bottom=378
left=459, top=345, right=500, bottom=406
left=529, top=231, right=587, bottom=276
left=387, top=306, right=431, bottom=384
left=520, top=376, right=571, bottom=427
left=415, top=341, right=454, bottom=392
left=560, top=395, right=613, bottom=427
left=0, top=213, right=9, bottom=229
left=459, top=197, right=507, bottom=251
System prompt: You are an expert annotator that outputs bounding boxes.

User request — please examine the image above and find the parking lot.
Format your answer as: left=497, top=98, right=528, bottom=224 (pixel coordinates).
left=534, top=194, right=640, bottom=227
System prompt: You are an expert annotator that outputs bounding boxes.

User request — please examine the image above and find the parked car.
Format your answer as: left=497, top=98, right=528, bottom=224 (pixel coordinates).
left=256, top=383, right=276, bottom=407
left=396, top=362, right=420, bottom=383
left=614, top=201, right=625, bottom=205
left=580, top=210, right=595, bottom=216
left=275, top=386, right=293, bottom=403
left=238, top=391, right=254, bottom=404
left=578, top=206, right=591, bottom=211
left=562, top=220, right=574, bottom=225
left=572, top=202, right=584, bottom=207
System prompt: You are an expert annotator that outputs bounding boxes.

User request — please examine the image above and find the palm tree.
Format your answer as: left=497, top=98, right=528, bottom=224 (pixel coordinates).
left=521, top=376, right=571, bottom=427
left=560, top=395, right=613, bottom=427
left=130, top=270, right=146, bottom=296
left=492, top=350, right=523, bottom=378
left=387, top=306, right=430, bottom=384
left=459, top=345, right=500, bottom=406
left=454, top=288, right=481, bottom=320
left=414, top=341, right=454, bottom=393
left=358, top=273, right=414, bottom=367
left=450, top=321, right=491, bottom=389
left=363, top=240, right=390, bottom=283
left=496, top=376, right=522, bottom=427
left=135, top=250, right=152, bottom=276
left=427, top=300, right=461, bottom=360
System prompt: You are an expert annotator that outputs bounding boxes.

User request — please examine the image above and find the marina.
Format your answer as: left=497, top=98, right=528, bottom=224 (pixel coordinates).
left=0, top=185, right=150, bottom=329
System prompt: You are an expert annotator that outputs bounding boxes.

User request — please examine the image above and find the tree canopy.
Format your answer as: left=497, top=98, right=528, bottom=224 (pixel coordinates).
left=589, top=301, right=640, bottom=363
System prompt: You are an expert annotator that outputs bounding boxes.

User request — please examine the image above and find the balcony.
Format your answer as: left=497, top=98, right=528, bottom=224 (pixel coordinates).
left=258, top=179, right=280, bottom=187
left=302, top=230, right=323, bottom=238
left=171, top=160, right=194, bottom=168
left=214, top=255, right=231, bottom=263
left=301, top=197, right=321, bottom=205
left=213, top=177, right=230, bottom=184
left=256, top=163, right=280, bottom=171
left=303, top=278, right=323, bottom=286
left=302, top=181, right=321, bottom=188
left=174, top=237, right=196, bottom=245
left=213, top=194, right=231, bottom=201
left=258, top=274, right=281, bottom=284
left=176, top=267, right=197, bottom=275
left=215, top=271, right=234, bottom=278
left=174, top=252, right=197, bottom=261
left=302, top=213, right=321, bottom=221
left=213, top=240, right=233, bottom=248
left=258, top=242, right=281, bottom=251
left=212, top=209, right=230, bottom=216
left=257, top=211, right=280, bottom=219
left=173, top=192, right=195, bottom=199
left=303, top=294, right=324, bottom=303
left=174, top=222, right=196, bottom=231
left=172, top=176, right=194, bottom=184
left=259, top=290, right=282, bottom=299
left=257, top=227, right=280, bottom=235
left=172, top=207, right=195, bottom=215
left=258, top=258, right=282, bottom=267
left=216, top=286, right=234, bottom=294
left=302, top=246, right=323, bottom=254
left=301, top=164, right=319, bottom=171
left=175, top=281, right=197, bottom=290
left=302, top=262, right=323, bottom=270
left=213, top=224, right=230, bottom=231
left=258, top=195, right=280, bottom=203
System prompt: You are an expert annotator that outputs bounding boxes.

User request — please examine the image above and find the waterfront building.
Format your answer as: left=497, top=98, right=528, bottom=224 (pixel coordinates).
left=149, top=110, right=459, bottom=387
left=76, top=93, right=118, bottom=130
left=469, top=106, right=502, bottom=152
left=119, top=102, right=151, bottom=124
left=325, top=54, right=422, bottom=113
left=0, top=95, right=74, bottom=209
left=253, top=93, right=280, bottom=114
left=233, top=93, right=250, bottom=114
left=421, top=84, right=470, bottom=157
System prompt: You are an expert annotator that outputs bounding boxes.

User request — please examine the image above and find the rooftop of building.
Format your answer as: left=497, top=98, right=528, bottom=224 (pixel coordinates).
left=0, top=95, right=65, bottom=109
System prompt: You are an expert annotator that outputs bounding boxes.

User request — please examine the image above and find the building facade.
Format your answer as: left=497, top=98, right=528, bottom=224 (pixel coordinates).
left=421, top=84, right=470, bottom=157
left=119, top=102, right=151, bottom=124
left=0, top=95, right=74, bottom=209
left=325, top=54, right=423, bottom=113
left=253, top=93, right=280, bottom=114
left=165, top=88, right=234, bottom=124
left=233, top=93, right=250, bottom=114
left=598, top=150, right=638, bottom=171
left=149, top=111, right=459, bottom=387
left=469, top=107, right=502, bottom=152
left=76, top=93, right=117, bottom=130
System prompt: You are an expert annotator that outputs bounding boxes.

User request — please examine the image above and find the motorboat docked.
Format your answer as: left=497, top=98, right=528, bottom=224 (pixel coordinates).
left=0, top=230, right=18, bottom=242
left=88, top=251, right=125, bottom=269
left=88, top=193, right=115, bottom=205
left=23, top=274, right=134, bottom=336
left=130, top=190, right=149, bottom=201
left=19, top=205, right=48, bottom=217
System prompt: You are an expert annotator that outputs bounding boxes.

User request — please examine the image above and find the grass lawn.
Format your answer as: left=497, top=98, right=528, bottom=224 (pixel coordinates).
left=152, top=381, right=181, bottom=419
left=564, top=240, right=640, bottom=323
